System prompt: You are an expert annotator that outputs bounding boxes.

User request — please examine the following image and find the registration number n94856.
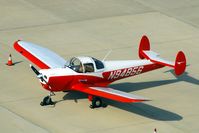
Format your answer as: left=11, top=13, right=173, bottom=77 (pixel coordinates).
left=108, top=66, right=144, bottom=80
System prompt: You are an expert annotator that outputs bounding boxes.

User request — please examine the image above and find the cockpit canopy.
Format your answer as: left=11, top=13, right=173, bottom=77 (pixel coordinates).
left=66, top=56, right=104, bottom=73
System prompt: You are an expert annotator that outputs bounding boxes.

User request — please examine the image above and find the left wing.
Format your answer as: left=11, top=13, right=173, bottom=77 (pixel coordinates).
left=14, top=40, right=66, bottom=69
left=72, top=85, right=148, bottom=103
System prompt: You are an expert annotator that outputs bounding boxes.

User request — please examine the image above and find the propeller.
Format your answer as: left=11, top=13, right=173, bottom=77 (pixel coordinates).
left=29, top=64, right=53, bottom=91
left=30, top=64, right=40, bottom=75
left=29, top=64, right=45, bottom=82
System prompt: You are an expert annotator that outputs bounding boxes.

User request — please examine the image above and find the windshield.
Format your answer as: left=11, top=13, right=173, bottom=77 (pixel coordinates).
left=67, top=58, right=83, bottom=73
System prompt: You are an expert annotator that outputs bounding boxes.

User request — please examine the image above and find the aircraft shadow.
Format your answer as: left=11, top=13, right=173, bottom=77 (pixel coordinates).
left=110, top=71, right=199, bottom=92
left=63, top=91, right=87, bottom=103
left=104, top=100, right=182, bottom=121
left=164, top=70, right=199, bottom=85
left=62, top=91, right=182, bottom=121
left=61, top=70, right=198, bottom=121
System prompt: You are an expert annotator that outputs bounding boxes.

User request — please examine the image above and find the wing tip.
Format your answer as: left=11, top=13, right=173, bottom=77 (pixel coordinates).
left=13, top=40, right=50, bottom=69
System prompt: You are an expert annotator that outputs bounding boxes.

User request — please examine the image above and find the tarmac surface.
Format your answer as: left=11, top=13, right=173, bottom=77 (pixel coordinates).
left=0, top=0, right=199, bottom=133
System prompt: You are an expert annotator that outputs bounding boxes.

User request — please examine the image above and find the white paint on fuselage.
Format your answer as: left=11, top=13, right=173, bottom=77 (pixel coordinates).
left=103, top=60, right=153, bottom=71
left=39, top=66, right=104, bottom=82
left=39, top=59, right=153, bottom=82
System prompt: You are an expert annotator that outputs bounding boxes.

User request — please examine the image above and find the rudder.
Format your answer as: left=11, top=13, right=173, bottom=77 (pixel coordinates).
left=175, top=51, right=186, bottom=76
left=139, top=35, right=150, bottom=59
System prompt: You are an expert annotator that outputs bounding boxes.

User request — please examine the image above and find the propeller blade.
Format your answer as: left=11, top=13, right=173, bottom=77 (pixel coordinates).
left=30, top=64, right=40, bottom=75
left=29, top=64, right=49, bottom=86
left=29, top=64, right=52, bottom=90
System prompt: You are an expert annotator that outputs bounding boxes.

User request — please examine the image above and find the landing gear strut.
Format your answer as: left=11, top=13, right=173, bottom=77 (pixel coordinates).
left=89, top=97, right=103, bottom=109
left=40, top=92, right=55, bottom=106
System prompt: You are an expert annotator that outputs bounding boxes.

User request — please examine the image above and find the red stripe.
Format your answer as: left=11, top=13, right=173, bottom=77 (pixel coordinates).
left=13, top=41, right=50, bottom=69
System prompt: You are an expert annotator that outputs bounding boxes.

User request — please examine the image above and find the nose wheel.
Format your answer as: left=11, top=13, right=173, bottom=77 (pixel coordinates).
left=40, top=92, right=55, bottom=106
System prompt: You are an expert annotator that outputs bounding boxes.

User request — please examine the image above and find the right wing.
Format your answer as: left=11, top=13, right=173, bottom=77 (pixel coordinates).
left=14, top=40, right=66, bottom=69
left=72, top=85, right=149, bottom=103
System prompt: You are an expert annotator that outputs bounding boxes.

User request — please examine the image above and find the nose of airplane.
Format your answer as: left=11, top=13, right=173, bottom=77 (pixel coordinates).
left=30, top=64, right=49, bottom=84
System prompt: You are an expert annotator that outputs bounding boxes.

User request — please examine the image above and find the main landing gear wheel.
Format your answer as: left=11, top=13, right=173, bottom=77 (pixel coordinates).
left=40, top=96, right=54, bottom=106
left=90, top=97, right=103, bottom=109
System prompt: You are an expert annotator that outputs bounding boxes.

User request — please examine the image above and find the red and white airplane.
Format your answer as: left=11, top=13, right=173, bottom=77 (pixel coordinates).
left=14, top=35, right=186, bottom=108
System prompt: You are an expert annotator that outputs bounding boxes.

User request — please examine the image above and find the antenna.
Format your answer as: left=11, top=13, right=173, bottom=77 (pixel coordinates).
left=103, top=49, right=112, bottom=61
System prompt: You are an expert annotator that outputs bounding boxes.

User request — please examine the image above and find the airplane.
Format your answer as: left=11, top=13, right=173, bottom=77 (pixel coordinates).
left=13, top=35, right=186, bottom=108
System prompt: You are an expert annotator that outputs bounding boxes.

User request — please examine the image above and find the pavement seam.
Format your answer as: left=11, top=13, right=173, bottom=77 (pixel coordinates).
left=0, top=11, right=156, bottom=32
left=0, top=105, right=51, bottom=133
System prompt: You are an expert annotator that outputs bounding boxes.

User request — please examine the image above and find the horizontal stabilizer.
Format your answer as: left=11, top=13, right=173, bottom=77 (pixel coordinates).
left=139, top=35, right=186, bottom=76
left=142, top=51, right=174, bottom=67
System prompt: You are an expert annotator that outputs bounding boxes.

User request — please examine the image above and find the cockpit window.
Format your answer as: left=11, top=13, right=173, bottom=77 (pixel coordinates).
left=84, top=63, right=94, bottom=73
left=67, top=57, right=104, bottom=73
left=68, top=58, right=83, bottom=73
left=92, top=58, right=104, bottom=69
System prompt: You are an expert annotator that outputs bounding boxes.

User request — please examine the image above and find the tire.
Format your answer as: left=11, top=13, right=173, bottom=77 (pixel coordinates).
left=40, top=101, right=44, bottom=106
left=92, top=97, right=102, bottom=108
left=40, top=96, right=53, bottom=106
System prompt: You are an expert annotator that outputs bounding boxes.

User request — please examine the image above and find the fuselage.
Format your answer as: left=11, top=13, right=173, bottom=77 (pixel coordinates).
left=39, top=59, right=163, bottom=92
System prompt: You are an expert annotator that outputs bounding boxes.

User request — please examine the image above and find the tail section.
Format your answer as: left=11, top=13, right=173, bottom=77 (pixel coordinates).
left=138, top=35, right=186, bottom=76
left=139, top=35, right=150, bottom=59
left=175, top=51, right=186, bottom=75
